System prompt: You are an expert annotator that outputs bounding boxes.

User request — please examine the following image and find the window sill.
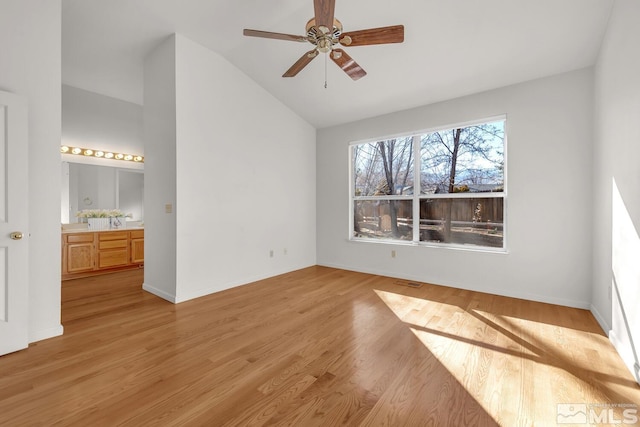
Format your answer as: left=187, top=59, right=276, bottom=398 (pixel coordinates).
left=348, top=236, right=509, bottom=254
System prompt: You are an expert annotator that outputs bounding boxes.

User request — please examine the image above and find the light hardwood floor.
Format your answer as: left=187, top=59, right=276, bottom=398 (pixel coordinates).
left=0, top=266, right=638, bottom=426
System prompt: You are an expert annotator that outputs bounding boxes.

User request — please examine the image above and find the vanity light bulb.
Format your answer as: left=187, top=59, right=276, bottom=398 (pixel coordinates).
left=60, top=145, right=143, bottom=163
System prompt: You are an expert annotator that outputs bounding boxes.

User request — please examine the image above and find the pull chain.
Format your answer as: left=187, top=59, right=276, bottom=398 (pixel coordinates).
left=324, top=52, right=328, bottom=89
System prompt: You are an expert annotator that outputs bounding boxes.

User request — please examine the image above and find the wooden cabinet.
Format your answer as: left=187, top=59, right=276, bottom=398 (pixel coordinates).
left=64, top=233, right=95, bottom=274
left=62, top=229, right=144, bottom=280
left=130, top=230, right=145, bottom=264
left=98, top=231, right=129, bottom=269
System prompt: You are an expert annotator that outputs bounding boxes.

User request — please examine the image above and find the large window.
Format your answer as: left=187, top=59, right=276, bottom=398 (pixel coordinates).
left=351, top=118, right=506, bottom=250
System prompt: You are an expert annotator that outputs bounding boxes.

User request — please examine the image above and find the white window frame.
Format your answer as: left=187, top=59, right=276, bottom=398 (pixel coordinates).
left=349, top=115, right=508, bottom=253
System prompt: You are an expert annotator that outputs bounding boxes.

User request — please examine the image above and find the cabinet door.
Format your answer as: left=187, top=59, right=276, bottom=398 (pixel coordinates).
left=131, top=238, right=144, bottom=264
left=66, top=242, right=95, bottom=273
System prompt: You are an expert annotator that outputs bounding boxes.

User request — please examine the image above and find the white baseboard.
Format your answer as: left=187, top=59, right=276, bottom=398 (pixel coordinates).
left=29, top=324, right=64, bottom=344
left=175, top=264, right=315, bottom=304
left=589, top=304, right=611, bottom=335
left=143, top=264, right=314, bottom=304
left=609, top=329, right=640, bottom=385
left=143, top=282, right=177, bottom=303
left=317, top=261, right=591, bottom=309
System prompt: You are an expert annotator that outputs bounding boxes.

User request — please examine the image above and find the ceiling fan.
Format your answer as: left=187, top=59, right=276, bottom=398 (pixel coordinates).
left=243, top=0, right=404, bottom=81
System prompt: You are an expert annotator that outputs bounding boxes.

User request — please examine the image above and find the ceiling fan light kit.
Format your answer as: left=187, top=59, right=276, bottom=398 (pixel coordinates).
left=243, top=0, right=404, bottom=81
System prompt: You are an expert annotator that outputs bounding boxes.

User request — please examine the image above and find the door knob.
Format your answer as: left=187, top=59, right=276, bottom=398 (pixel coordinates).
left=10, top=231, right=23, bottom=240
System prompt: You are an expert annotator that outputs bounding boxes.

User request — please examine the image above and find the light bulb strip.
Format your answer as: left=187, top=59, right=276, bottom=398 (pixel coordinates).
left=61, top=146, right=144, bottom=163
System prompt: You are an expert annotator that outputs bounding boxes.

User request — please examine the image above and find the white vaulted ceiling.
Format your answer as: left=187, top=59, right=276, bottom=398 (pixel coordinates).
left=62, top=0, right=613, bottom=128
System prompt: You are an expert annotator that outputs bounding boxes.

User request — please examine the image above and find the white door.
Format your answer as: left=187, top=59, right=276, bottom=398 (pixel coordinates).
left=0, top=90, right=29, bottom=356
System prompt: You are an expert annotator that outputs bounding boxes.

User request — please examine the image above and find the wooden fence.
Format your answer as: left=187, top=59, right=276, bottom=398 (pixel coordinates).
left=356, top=197, right=503, bottom=224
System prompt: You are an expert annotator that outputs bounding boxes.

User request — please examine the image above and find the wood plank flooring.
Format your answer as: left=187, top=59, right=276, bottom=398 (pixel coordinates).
left=0, top=266, right=639, bottom=426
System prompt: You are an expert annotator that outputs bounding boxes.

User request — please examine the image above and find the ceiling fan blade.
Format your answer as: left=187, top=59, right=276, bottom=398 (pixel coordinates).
left=330, top=49, right=366, bottom=80
left=243, top=29, right=308, bottom=43
left=340, top=25, right=404, bottom=47
left=283, top=49, right=319, bottom=77
left=314, top=0, right=336, bottom=34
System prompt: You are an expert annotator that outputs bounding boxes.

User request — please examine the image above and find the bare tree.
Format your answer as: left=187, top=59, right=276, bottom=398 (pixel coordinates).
left=353, top=138, right=412, bottom=238
left=421, top=123, right=503, bottom=241
left=353, top=144, right=379, bottom=197
left=353, top=122, right=502, bottom=242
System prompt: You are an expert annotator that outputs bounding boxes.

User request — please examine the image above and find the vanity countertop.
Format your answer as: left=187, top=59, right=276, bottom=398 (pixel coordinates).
left=61, top=226, right=144, bottom=234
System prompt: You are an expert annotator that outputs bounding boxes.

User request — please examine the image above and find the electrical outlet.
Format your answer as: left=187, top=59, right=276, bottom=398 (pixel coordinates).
left=391, top=250, right=396, bottom=258
left=269, top=250, right=274, bottom=258
left=165, top=203, right=172, bottom=214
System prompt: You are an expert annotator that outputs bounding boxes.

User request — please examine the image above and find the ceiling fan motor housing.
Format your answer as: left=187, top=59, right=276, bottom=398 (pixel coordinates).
left=306, top=18, right=342, bottom=52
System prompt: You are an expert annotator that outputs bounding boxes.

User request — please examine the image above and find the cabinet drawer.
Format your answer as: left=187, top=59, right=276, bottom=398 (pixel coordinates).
left=99, top=231, right=129, bottom=241
left=99, top=239, right=128, bottom=250
left=66, top=233, right=95, bottom=244
left=130, top=230, right=144, bottom=239
left=98, top=249, right=129, bottom=268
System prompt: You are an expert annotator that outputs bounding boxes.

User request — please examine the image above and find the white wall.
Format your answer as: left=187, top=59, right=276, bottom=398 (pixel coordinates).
left=62, top=85, right=143, bottom=155
left=143, top=34, right=316, bottom=303
left=61, top=162, right=70, bottom=223
left=592, top=0, right=640, bottom=383
left=0, top=0, right=63, bottom=342
left=317, top=69, right=594, bottom=309
left=61, top=84, right=144, bottom=223
left=143, top=35, right=178, bottom=302
left=172, top=34, right=316, bottom=302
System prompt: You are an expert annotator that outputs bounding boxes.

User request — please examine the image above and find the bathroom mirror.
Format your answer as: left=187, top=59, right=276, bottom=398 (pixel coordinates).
left=61, top=161, right=144, bottom=223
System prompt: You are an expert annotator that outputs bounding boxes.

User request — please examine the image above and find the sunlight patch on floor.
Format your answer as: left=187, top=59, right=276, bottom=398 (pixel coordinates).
left=371, top=288, right=639, bottom=424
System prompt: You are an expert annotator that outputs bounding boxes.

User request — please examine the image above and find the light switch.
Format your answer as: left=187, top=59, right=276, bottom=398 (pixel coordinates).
left=165, top=203, right=172, bottom=213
